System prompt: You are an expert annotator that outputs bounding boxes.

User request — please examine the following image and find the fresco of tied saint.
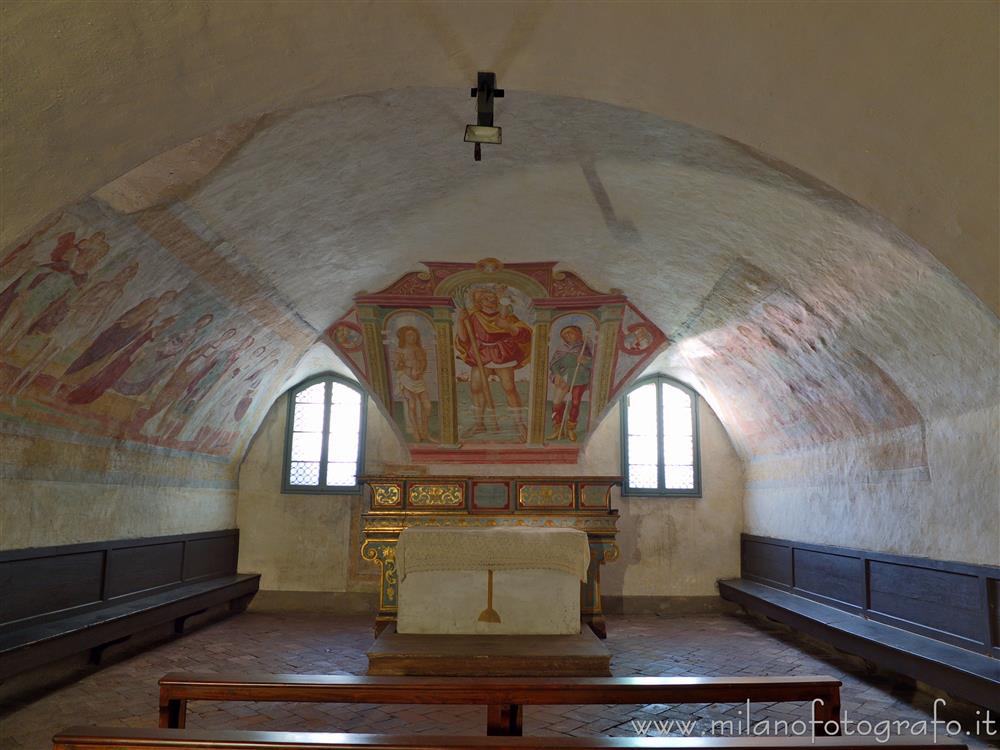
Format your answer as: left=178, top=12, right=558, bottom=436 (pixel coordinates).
left=385, top=312, right=439, bottom=443
left=0, top=202, right=298, bottom=457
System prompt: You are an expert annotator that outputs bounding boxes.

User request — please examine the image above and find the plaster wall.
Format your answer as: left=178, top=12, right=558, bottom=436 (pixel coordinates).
left=0, top=430, right=237, bottom=549
left=236, top=392, right=744, bottom=597
left=743, top=403, right=1000, bottom=564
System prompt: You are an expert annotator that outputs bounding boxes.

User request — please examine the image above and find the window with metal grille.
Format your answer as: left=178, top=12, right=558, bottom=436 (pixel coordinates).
left=621, top=376, right=701, bottom=497
left=282, top=374, right=366, bottom=493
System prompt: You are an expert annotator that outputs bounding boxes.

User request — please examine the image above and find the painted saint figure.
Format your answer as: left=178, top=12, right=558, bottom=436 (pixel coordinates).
left=547, top=325, right=593, bottom=442
left=64, top=291, right=180, bottom=405
left=392, top=325, right=433, bottom=442
left=195, top=356, right=279, bottom=453
left=0, top=231, right=109, bottom=353
left=131, top=327, right=238, bottom=438
left=165, top=334, right=256, bottom=440
left=0, top=213, right=63, bottom=281
left=454, top=287, right=532, bottom=440
left=61, top=289, right=179, bottom=381
left=113, top=313, right=214, bottom=397
left=5, top=263, right=139, bottom=396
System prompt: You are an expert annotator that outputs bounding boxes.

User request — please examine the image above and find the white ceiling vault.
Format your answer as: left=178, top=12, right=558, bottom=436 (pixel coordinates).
left=0, top=89, right=995, bottom=466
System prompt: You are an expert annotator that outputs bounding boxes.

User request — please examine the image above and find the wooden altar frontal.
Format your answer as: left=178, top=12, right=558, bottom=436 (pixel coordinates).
left=360, top=475, right=620, bottom=638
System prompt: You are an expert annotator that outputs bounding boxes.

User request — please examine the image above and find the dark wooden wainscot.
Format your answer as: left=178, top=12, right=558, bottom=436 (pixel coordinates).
left=0, top=529, right=259, bottom=679
left=720, top=534, right=1000, bottom=711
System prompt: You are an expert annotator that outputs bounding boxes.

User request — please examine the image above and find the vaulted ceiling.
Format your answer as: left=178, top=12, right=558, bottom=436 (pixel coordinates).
left=4, top=1, right=996, bottom=313
left=2, top=88, right=995, bottom=468
left=1, top=1, right=996, bottom=474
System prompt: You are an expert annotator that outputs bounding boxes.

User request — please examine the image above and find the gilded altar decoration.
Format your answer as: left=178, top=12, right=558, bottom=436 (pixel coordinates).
left=372, top=482, right=403, bottom=507
left=517, top=482, right=575, bottom=508
left=325, top=259, right=666, bottom=464
left=407, top=482, right=465, bottom=507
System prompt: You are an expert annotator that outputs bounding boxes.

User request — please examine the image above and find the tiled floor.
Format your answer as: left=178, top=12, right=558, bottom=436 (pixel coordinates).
left=2, top=612, right=996, bottom=748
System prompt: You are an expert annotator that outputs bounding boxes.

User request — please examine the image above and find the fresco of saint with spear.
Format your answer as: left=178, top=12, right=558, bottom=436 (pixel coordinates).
left=546, top=324, right=594, bottom=442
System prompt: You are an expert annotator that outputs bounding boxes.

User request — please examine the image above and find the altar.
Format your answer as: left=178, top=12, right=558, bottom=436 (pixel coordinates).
left=396, top=527, right=590, bottom=635
left=360, top=475, right=620, bottom=638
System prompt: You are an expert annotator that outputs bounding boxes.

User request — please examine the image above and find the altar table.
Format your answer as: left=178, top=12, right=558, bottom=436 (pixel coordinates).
left=360, top=474, right=621, bottom=638
left=395, top=527, right=590, bottom=635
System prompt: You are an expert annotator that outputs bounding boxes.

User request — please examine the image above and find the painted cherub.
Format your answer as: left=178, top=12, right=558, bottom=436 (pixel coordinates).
left=393, top=325, right=434, bottom=442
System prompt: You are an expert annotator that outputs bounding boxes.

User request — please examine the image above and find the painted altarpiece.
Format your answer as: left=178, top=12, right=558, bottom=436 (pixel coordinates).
left=325, top=259, right=667, bottom=464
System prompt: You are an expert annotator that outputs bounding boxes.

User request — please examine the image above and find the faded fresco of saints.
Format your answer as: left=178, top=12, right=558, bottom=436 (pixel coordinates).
left=59, top=290, right=179, bottom=404
left=0, top=205, right=293, bottom=458
left=0, top=232, right=110, bottom=353
left=112, top=313, right=214, bottom=398
left=454, top=286, right=532, bottom=441
left=131, top=327, right=238, bottom=439
left=5, top=263, right=139, bottom=397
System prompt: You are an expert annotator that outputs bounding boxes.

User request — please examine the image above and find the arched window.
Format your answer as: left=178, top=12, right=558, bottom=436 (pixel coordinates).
left=621, top=376, right=701, bottom=497
left=282, top=374, right=366, bottom=493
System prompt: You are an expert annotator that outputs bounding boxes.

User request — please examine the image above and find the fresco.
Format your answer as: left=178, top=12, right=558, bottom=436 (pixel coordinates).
left=325, top=259, right=667, bottom=463
left=385, top=311, right=439, bottom=443
left=672, top=260, right=925, bottom=464
left=0, top=201, right=304, bottom=457
left=546, top=313, right=599, bottom=443
left=610, top=305, right=662, bottom=395
left=454, top=283, right=534, bottom=443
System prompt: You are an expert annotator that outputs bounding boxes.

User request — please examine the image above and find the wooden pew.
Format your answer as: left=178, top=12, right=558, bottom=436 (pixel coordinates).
left=720, top=535, right=1000, bottom=713
left=158, top=673, right=842, bottom=736
left=53, top=727, right=966, bottom=750
left=0, top=530, right=258, bottom=681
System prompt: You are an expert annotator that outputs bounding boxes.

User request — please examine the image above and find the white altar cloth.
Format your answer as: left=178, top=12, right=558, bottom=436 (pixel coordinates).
left=395, top=527, right=590, bottom=635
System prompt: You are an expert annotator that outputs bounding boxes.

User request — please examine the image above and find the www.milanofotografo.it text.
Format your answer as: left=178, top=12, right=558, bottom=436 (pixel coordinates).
left=630, top=699, right=997, bottom=742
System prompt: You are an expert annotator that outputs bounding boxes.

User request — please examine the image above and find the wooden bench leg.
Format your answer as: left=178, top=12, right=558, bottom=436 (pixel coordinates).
left=158, top=697, right=187, bottom=728
left=89, top=635, right=131, bottom=665
left=812, top=690, right=841, bottom=736
left=487, top=703, right=523, bottom=736
left=174, top=609, right=207, bottom=634
left=229, top=593, right=256, bottom=614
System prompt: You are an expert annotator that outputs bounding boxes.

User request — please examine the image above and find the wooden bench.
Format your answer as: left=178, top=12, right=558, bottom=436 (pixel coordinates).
left=158, top=673, right=842, bottom=736
left=0, top=530, right=260, bottom=680
left=53, top=727, right=967, bottom=750
left=719, top=534, right=1000, bottom=713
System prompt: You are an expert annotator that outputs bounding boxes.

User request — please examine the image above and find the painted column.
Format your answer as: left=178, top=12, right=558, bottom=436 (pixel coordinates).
left=528, top=307, right=553, bottom=444
left=592, top=303, right=625, bottom=418
left=431, top=304, right=458, bottom=445
left=357, top=304, right=391, bottom=407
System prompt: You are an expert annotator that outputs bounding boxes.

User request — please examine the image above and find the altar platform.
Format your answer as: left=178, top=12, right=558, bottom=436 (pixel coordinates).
left=366, top=626, right=611, bottom=677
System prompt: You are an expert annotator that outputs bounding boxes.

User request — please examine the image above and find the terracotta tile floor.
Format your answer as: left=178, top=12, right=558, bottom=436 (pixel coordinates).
left=2, top=612, right=997, bottom=748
